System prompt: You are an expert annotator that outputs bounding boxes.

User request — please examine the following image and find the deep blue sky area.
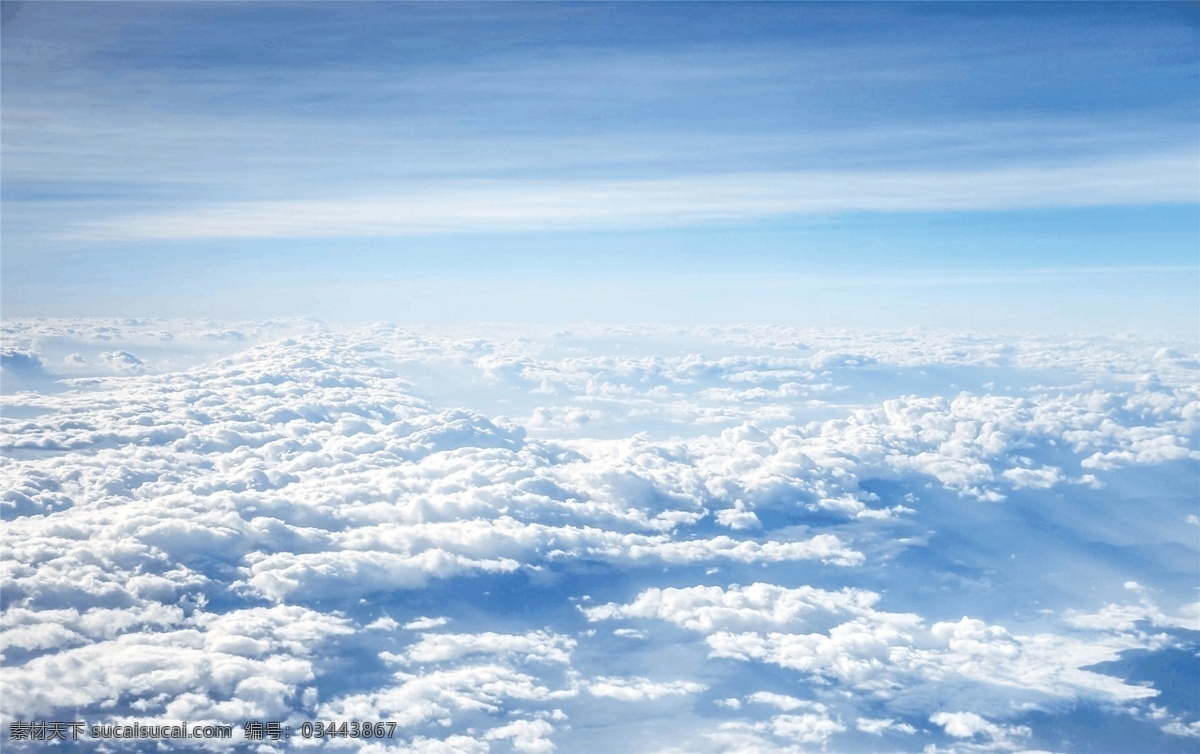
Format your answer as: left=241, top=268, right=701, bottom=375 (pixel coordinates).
left=2, top=1, right=1197, bottom=332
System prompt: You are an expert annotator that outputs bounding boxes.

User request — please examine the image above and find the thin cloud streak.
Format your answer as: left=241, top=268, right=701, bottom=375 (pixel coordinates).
left=58, top=154, right=1196, bottom=243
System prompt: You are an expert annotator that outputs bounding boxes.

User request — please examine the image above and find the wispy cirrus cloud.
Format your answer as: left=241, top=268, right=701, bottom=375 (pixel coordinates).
left=55, top=154, right=1196, bottom=243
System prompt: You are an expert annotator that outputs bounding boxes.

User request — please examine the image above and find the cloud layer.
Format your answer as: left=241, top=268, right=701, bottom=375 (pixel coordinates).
left=2, top=319, right=1197, bottom=752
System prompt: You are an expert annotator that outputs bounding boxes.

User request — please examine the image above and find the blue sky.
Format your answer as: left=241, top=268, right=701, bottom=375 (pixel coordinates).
left=2, top=2, right=1197, bottom=332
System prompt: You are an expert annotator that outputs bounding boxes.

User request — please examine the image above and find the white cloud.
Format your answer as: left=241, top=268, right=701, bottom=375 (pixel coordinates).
left=716, top=501, right=762, bottom=530
left=367, top=735, right=490, bottom=754
left=1, top=319, right=1194, bottom=752
left=745, top=692, right=821, bottom=712
left=365, top=615, right=401, bottom=631
left=931, top=711, right=1010, bottom=738
left=582, top=583, right=882, bottom=634
left=318, top=663, right=564, bottom=728
left=588, top=583, right=1166, bottom=718
left=483, top=719, right=557, bottom=754
left=1162, top=719, right=1200, bottom=738
left=587, top=676, right=706, bottom=702
left=402, top=630, right=575, bottom=665
left=930, top=711, right=1032, bottom=750
left=2, top=605, right=351, bottom=722
left=707, top=708, right=847, bottom=749
left=856, top=717, right=917, bottom=735
left=55, top=155, right=1196, bottom=243
left=1000, top=466, right=1062, bottom=490
left=243, top=550, right=524, bottom=602
left=768, top=712, right=847, bottom=745
left=1064, top=589, right=1200, bottom=633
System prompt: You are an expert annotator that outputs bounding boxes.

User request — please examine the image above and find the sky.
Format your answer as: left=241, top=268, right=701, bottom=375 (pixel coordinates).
left=2, top=1, right=1198, bottom=333
left=2, top=6, right=1199, bottom=752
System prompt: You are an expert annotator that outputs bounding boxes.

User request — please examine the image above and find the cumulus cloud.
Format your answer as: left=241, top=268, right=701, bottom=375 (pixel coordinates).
left=1162, top=719, right=1200, bottom=738
left=0, top=348, right=46, bottom=377
left=365, top=615, right=401, bottom=631
left=744, top=692, right=828, bottom=713
left=483, top=719, right=556, bottom=754
left=930, top=711, right=1032, bottom=750
left=707, top=708, right=847, bottom=749
left=4, top=605, right=352, bottom=722
left=586, top=676, right=706, bottom=701
left=1, top=319, right=1195, bottom=752
left=587, top=582, right=1166, bottom=719
left=317, top=663, right=564, bottom=728
left=243, top=550, right=524, bottom=602
left=401, top=630, right=575, bottom=665
left=715, top=501, right=762, bottom=530
left=856, top=716, right=917, bottom=736
left=101, top=350, right=146, bottom=372
left=582, top=582, right=882, bottom=634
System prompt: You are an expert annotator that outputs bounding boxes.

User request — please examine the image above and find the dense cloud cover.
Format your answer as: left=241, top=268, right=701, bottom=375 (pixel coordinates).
left=2, top=319, right=1197, bottom=752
